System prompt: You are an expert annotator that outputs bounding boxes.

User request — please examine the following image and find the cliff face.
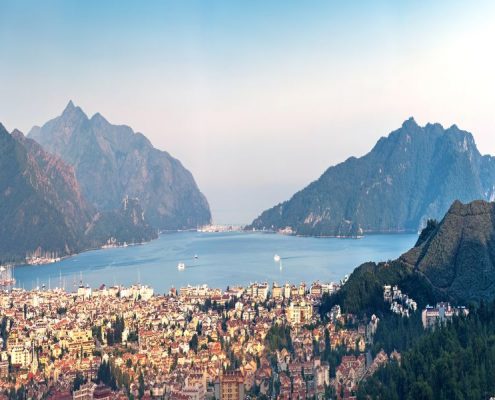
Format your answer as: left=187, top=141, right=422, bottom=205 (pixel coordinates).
left=401, top=200, right=495, bottom=301
left=11, top=130, right=94, bottom=235
left=249, top=119, right=495, bottom=236
left=0, top=124, right=156, bottom=262
left=29, top=101, right=211, bottom=230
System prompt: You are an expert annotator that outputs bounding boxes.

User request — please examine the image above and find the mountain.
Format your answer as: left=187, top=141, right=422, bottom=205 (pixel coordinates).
left=249, top=118, right=495, bottom=236
left=322, top=200, right=495, bottom=319
left=28, top=101, right=211, bottom=230
left=0, top=124, right=156, bottom=262
left=0, top=124, right=90, bottom=261
left=401, top=200, right=495, bottom=302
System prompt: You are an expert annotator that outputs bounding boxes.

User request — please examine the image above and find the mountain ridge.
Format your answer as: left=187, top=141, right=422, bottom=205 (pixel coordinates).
left=249, top=118, right=495, bottom=236
left=0, top=123, right=157, bottom=263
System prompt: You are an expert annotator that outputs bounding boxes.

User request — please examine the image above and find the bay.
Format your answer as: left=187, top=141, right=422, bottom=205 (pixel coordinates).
left=13, top=232, right=417, bottom=293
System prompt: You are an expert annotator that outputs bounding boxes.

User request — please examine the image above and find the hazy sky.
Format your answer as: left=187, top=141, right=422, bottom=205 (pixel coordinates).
left=1, top=1, right=495, bottom=224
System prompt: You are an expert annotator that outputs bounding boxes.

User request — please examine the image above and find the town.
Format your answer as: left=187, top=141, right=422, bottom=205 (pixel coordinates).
left=0, top=280, right=462, bottom=400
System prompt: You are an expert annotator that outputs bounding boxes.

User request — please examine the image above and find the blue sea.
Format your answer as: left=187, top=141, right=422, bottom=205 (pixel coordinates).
left=13, top=232, right=417, bottom=293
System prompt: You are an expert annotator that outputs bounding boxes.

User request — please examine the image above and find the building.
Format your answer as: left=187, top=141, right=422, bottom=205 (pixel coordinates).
left=283, top=283, right=291, bottom=299
left=215, top=370, right=245, bottom=400
left=334, top=355, right=366, bottom=399
left=73, top=383, right=96, bottom=400
left=310, top=282, right=322, bottom=297
left=49, top=390, right=72, bottom=400
left=0, top=360, right=8, bottom=378
left=66, top=330, right=94, bottom=357
left=321, top=282, right=339, bottom=295
left=10, top=345, right=31, bottom=368
left=286, top=301, right=313, bottom=325
left=77, top=285, right=92, bottom=299
left=246, top=283, right=269, bottom=301
left=422, top=302, right=469, bottom=329
left=298, top=282, right=306, bottom=296
left=129, top=284, right=154, bottom=301
left=272, top=283, right=283, bottom=299
left=92, top=384, right=112, bottom=400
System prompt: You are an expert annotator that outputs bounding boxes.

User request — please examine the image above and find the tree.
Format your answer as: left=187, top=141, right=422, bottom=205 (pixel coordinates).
left=407, top=380, right=433, bottom=400
left=73, top=372, right=86, bottom=391
left=138, top=371, right=145, bottom=399
left=265, top=324, right=293, bottom=352
left=189, top=334, right=199, bottom=353
left=97, top=360, right=111, bottom=385
left=358, top=300, right=495, bottom=399
left=0, top=317, right=9, bottom=349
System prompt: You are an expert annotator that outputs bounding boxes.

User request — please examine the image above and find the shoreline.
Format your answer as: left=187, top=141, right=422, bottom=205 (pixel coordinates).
left=11, top=238, right=158, bottom=269
left=245, top=229, right=418, bottom=239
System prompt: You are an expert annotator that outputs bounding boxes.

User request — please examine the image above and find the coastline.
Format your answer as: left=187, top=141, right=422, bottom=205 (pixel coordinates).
left=246, top=228, right=418, bottom=239
left=10, top=237, right=160, bottom=268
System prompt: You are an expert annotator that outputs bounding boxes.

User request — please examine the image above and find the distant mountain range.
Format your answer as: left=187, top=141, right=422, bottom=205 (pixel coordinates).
left=0, top=124, right=156, bottom=262
left=29, top=101, right=211, bottom=230
left=249, top=118, right=495, bottom=236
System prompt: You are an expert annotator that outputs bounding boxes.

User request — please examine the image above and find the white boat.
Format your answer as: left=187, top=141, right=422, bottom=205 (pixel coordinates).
left=177, top=262, right=186, bottom=271
left=194, top=254, right=198, bottom=259
left=274, top=254, right=281, bottom=262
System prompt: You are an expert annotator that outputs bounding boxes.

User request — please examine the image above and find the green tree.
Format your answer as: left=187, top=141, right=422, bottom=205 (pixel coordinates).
left=73, top=372, right=86, bottom=391
left=138, top=371, right=145, bottom=399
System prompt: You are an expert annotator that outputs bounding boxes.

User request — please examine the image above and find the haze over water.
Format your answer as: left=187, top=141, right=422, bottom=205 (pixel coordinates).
left=13, top=232, right=416, bottom=293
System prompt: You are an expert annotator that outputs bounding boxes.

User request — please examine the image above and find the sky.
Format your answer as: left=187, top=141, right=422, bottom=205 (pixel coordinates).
left=1, top=1, right=495, bottom=224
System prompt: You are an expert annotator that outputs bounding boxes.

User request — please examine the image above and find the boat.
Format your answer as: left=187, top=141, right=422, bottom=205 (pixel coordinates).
left=274, top=254, right=281, bottom=263
left=194, top=255, right=198, bottom=259
left=177, top=262, right=186, bottom=271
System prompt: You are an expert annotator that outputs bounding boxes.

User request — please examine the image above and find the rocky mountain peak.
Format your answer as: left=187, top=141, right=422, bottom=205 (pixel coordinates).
left=10, top=129, right=24, bottom=140
left=401, top=116, right=419, bottom=130
left=27, top=103, right=211, bottom=230
left=60, top=100, right=88, bottom=123
left=90, top=112, right=108, bottom=124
